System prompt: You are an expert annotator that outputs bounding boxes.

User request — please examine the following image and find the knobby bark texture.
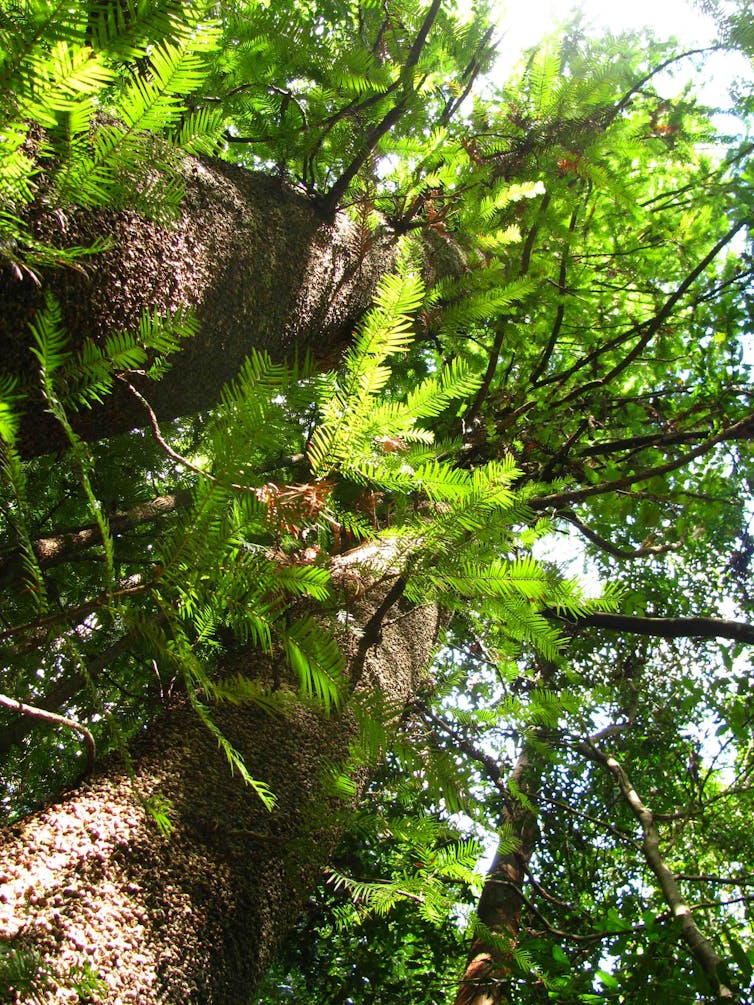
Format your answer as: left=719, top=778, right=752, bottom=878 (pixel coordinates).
left=1, top=156, right=465, bottom=455
left=0, top=559, right=444, bottom=1003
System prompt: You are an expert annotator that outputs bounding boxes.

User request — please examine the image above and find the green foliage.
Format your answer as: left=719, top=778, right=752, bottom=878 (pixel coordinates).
left=327, top=834, right=481, bottom=925
left=1, top=252, right=595, bottom=817
left=2, top=2, right=754, bottom=1003
left=0, top=0, right=224, bottom=276
left=0, top=942, right=49, bottom=1004
left=0, top=941, right=107, bottom=1003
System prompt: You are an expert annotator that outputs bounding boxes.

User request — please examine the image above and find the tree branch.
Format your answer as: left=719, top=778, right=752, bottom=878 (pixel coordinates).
left=464, top=192, right=551, bottom=425
left=529, top=410, right=754, bottom=510
left=439, top=26, right=494, bottom=127
left=583, top=740, right=737, bottom=1001
left=675, top=873, right=754, bottom=887
left=539, top=219, right=746, bottom=399
left=0, top=692, right=95, bottom=773
left=530, top=205, right=578, bottom=386
left=0, top=491, right=190, bottom=589
left=0, top=632, right=144, bottom=756
left=577, top=429, right=711, bottom=459
left=0, top=577, right=148, bottom=643
left=558, top=611, right=754, bottom=646
left=320, top=0, right=443, bottom=215
left=563, top=511, right=686, bottom=560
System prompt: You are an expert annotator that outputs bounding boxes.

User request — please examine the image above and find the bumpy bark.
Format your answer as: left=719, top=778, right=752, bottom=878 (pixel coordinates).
left=0, top=564, right=443, bottom=1003
left=1, top=157, right=464, bottom=455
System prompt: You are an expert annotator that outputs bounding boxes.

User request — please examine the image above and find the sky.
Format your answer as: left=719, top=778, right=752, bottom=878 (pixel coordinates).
left=493, top=0, right=753, bottom=109
left=497, top=0, right=718, bottom=53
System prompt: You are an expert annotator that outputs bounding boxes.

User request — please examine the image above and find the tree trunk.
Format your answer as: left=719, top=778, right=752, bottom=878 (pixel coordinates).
left=0, top=558, right=444, bottom=1003
left=2, top=157, right=464, bottom=455
left=454, top=744, right=540, bottom=1005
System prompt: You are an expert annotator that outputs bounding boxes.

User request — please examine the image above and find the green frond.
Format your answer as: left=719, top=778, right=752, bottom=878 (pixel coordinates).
left=327, top=868, right=403, bottom=917
left=401, top=356, right=483, bottom=420
left=479, top=179, right=548, bottom=224
left=492, top=823, right=521, bottom=857
left=430, top=838, right=482, bottom=881
left=434, top=555, right=550, bottom=602
left=345, top=267, right=425, bottom=371
left=322, top=763, right=359, bottom=800
left=28, top=294, right=71, bottom=377
left=210, top=674, right=291, bottom=717
left=22, top=41, right=113, bottom=129
left=86, top=0, right=189, bottom=59
left=350, top=699, right=390, bottom=765
left=25, top=295, right=120, bottom=587
left=176, top=106, right=225, bottom=156
left=0, top=374, right=21, bottom=446
left=545, top=578, right=622, bottom=617
left=61, top=333, right=147, bottom=408
left=329, top=48, right=393, bottom=97
left=101, top=43, right=197, bottom=138
left=271, top=564, right=331, bottom=602
left=329, top=507, right=374, bottom=543
left=141, top=794, right=174, bottom=838
left=189, top=692, right=277, bottom=810
left=483, top=596, right=565, bottom=660
left=439, top=277, right=536, bottom=337
left=508, top=773, right=537, bottom=814
left=527, top=39, right=565, bottom=117
left=282, top=614, right=345, bottom=713
left=218, top=349, right=289, bottom=418
left=346, top=459, right=473, bottom=499
left=326, top=829, right=482, bottom=926
left=0, top=440, right=48, bottom=610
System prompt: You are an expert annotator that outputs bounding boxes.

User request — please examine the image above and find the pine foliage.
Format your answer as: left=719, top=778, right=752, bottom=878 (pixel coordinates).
left=3, top=4, right=754, bottom=1001
left=0, top=250, right=603, bottom=814
left=0, top=0, right=223, bottom=277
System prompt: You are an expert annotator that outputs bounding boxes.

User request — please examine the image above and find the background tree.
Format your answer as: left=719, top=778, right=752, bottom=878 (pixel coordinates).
left=1, top=0, right=754, bottom=1003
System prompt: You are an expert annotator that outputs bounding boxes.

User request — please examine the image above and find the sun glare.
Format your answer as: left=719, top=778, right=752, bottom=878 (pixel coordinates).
left=491, top=0, right=752, bottom=115
left=495, top=0, right=718, bottom=53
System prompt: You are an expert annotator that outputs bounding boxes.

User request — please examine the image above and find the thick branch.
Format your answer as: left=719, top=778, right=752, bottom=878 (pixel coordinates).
left=560, top=611, right=754, bottom=646
left=453, top=742, right=541, bottom=1005
left=577, top=429, right=710, bottom=459
left=530, top=205, right=578, bottom=386
left=0, top=578, right=149, bottom=644
left=320, top=0, right=443, bottom=214
left=0, top=490, right=190, bottom=588
left=465, top=192, right=551, bottom=424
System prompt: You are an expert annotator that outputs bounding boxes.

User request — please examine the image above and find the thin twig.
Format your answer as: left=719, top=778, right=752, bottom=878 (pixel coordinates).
left=116, top=378, right=265, bottom=496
